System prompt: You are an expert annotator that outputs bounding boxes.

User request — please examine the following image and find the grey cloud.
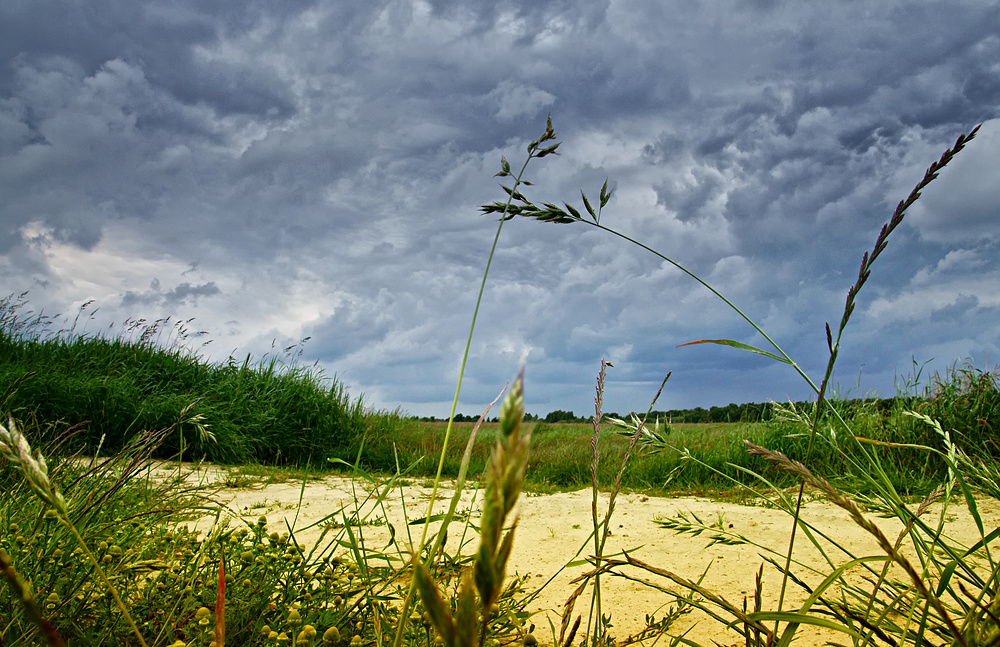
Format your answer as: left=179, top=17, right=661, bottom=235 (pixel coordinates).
left=121, top=280, right=221, bottom=307
left=3, top=0, right=1000, bottom=417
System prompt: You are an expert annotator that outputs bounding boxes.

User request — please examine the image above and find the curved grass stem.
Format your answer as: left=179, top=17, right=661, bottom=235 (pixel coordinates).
left=395, top=117, right=559, bottom=647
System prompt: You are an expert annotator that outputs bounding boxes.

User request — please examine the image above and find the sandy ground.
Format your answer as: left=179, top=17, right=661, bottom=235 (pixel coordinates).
left=160, top=463, right=1000, bottom=647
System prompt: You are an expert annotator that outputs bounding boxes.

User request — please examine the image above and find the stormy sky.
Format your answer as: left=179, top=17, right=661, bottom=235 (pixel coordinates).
left=2, top=1, right=999, bottom=418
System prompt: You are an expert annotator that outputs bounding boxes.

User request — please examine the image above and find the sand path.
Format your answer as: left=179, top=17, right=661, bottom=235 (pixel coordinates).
left=164, top=464, right=1000, bottom=646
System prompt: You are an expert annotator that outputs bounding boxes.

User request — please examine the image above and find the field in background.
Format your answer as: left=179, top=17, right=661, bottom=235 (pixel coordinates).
left=4, top=287, right=997, bottom=500
left=352, top=375, right=1000, bottom=496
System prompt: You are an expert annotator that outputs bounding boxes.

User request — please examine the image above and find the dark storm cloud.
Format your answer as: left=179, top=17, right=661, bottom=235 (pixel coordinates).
left=121, top=280, right=221, bottom=307
left=1, top=0, right=998, bottom=417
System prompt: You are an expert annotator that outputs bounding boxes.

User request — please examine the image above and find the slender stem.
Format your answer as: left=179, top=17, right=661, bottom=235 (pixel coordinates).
left=393, top=141, right=543, bottom=647
left=0, top=549, right=65, bottom=647
left=61, top=519, right=148, bottom=647
left=416, top=150, right=533, bottom=555
left=588, top=221, right=821, bottom=395
left=771, top=125, right=980, bottom=629
left=587, top=362, right=607, bottom=645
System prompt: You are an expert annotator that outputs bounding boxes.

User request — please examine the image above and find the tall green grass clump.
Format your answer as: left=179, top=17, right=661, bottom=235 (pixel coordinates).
left=920, top=361, right=1000, bottom=459
left=0, top=293, right=399, bottom=465
left=2, top=409, right=487, bottom=646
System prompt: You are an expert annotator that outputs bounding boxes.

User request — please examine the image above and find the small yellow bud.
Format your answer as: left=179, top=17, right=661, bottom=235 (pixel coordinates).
left=287, top=608, right=302, bottom=626
left=323, top=627, right=341, bottom=643
left=261, top=625, right=272, bottom=635
left=524, top=633, right=538, bottom=646
left=277, top=632, right=291, bottom=643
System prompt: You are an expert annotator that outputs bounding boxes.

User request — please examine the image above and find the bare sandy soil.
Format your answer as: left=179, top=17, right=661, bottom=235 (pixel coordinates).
left=163, top=464, right=1000, bottom=647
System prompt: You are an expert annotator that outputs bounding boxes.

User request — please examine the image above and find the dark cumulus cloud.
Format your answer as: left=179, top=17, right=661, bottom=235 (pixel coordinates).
left=1, top=1, right=998, bottom=418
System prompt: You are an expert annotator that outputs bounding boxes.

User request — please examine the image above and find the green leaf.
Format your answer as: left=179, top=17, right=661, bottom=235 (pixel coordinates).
left=963, top=525, right=1000, bottom=558
left=936, top=560, right=959, bottom=596
left=408, top=513, right=451, bottom=525
left=536, top=142, right=560, bottom=157
left=581, top=192, right=597, bottom=220
left=326, top=458, right=378, bottom=483
left=750, top=611, right=862, bottom=641
left=677, top=339, right=791, bottom=364
left=600, top=179, right=612, bottom=207
left=564, top=202, right=582, bottom=220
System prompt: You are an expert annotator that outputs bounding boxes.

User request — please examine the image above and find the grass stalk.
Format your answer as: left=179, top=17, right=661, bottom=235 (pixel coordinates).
left=413, top=372, right=530, bottom=647
left=0, top=547, right=65, bottom=646
left=0, top=416, right=149, bottom=647
left=394, top=117, right=560, bottom=647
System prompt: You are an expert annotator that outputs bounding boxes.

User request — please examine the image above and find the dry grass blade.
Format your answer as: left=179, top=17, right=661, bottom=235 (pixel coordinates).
left=575, top=554, right=771, bottom=641
left=0, top=548, right=66, bottom=647
left=559, top=575, right=589, bottom=646
left=562, top=616, right=582, bottom=647
left=216, top=554, right=226, bottom=647
left=744, top=441, right=968, bottom=647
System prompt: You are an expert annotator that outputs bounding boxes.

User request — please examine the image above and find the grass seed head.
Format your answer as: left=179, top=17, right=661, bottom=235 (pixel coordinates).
left=0, top=416, right=69, bottom=517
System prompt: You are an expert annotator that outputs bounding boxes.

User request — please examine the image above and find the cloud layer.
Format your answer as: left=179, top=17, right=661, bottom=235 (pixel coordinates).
left=2, top=1, right=999, bottom=416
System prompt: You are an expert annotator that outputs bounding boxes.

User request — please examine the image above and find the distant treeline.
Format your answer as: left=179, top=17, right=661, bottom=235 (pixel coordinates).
left=412, top=396, right=912, bottom=425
